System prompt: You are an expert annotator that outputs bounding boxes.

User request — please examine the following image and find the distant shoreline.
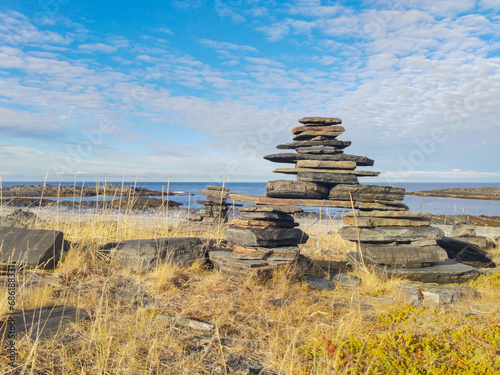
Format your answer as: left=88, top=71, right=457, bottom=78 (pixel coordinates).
left=407, top=187, right=500, bottom=201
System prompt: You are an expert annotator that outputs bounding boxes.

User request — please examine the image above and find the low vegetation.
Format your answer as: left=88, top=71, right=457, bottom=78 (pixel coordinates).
left=1, top=198, right=499, bottom=374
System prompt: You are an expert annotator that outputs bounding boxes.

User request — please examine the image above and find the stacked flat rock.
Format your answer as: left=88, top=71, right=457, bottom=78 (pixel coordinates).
left=339, top=211, right=479, bottom=282
left=339, top=211, right=447, bottom=268
left=196, top=185, right=232, bottom=223
left=256, top=117, right=408, bottom=211
left=210, top=205, right=309, bottom=276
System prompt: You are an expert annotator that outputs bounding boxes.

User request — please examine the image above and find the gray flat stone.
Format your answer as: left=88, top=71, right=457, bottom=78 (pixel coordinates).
left=263, top=152, right=374, bottom=166
left=347, top=252, right=479, bottom=283
left=225, top=227, right=308, bottom=247
left=360, top=243, right=448, bottom=267
left=105, top=237, right=206, bottom=273
left=266, top=180, right=329, bottom=199
left=239, top=211, right=294, bottom=221
left=339, top=225, right=444, bottom=243
left=239, top=204, right=303, bottom=214
left=0, top=227, right=65, bottom=269
left=298, top=117, right=342, bottom=125
left=1, top=305, right=89, bottom=340
left=304, top=275, right=336, bottom=290
left=331, top=273, right=360, bottom=287
left=437, top=236, right=495, bottom=267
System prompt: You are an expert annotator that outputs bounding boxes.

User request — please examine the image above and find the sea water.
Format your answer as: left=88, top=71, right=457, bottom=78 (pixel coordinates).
left=2, top=181, right=500, bottom=216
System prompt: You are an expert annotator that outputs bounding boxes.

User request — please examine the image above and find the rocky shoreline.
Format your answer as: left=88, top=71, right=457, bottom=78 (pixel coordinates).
left=1, top=183, right=182, bottom=197
left=407, top=187, right=500, bottom=200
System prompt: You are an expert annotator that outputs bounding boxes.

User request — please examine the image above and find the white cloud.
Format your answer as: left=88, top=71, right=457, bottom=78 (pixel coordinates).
left=79, top=43, right=119, bottom=53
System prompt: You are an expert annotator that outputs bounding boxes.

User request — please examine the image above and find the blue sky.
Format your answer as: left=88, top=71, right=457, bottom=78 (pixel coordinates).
left=0, top=0, right=499, bottom=182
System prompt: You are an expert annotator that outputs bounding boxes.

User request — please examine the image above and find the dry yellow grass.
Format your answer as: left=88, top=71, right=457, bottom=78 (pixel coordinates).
left=0, top=197, right=499, bottom=374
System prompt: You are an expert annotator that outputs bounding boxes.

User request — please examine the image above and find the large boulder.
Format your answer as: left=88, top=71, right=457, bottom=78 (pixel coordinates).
left=0, top=227, right=65, bottom=269
left=105, top=237, right=206, bottom=272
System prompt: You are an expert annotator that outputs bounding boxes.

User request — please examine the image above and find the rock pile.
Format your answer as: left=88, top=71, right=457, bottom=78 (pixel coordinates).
left=196, top=185, right=234, bottom=223
left=339, top=211, right=448, bottom=268
left=232, top=116, right=408, bottom=211
left=209, top=205, right=308, bottom=276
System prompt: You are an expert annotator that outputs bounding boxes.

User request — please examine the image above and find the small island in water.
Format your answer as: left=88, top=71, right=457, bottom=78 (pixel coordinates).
left=407, top=187, right=500, bottom=200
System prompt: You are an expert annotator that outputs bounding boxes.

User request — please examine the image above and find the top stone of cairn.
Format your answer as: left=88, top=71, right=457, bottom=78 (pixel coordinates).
left=298, top=117, right=342, bottom=125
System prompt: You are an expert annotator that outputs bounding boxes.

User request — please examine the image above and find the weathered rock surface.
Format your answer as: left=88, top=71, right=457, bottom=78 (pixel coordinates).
left=239, top=211, right=294, bottom=221
left=292, top=125, right=345, bottom=134
left=343, top=216, right=430, bottom=227
left=209, top=250, right=277, bottom=277
left=437, top=236, right=495, bottom=267
left=296, top=160, right=357, bottom=170
left=239, top=204, right=303, bottom=214
left=347, top=252, right=479, bottom=283
left=224, top=227, right=308, bottom=247
left=339, top=226, right=444, bottom=243
left=274, top=168, right=379, bottom=176
left=230, top=193, right=409, bottom=211
left=297, top=171, right=359, bottom=184
left=278, top=140, right=351, bottom=149
left=329, top=184, right=405, bottom=201
left=450, top=228, right=476, bottom=237
left=0, top=227, right=65, bottom=269
left=229, top=219, right=299, bottom=229
left=359, top=243, right=448, bottom=267
left=105, top=237, right=206, bottom=273
left=295, top=146, right=343, bottom=154
left=331, top=273, right=361, bottom=287
left=453, top=236, right=496, bottom=250
left=346, top=211, right=426, bottom=219
left=1, top=305, right=89, bottom=340
left=303, top=275, right=336, bottom=290
left=266, top=180, right=329, bottom=199
left=263, top=152, right=374, bottom=166
left=398, top=283, right=478, bottom=305
left=293, top=131, right=344, bottom=141
left=298, top=117, right=342, bottom=125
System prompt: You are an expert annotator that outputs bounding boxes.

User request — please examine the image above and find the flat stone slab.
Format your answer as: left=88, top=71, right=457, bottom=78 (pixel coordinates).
left=295, top=146, right=344, bottom=154
left=229, top=219, right=299, bottom=229
left=296, top=160, right=356, bottom=170
left=231, top=246, right=300, bottom=261
left=274, top=168, right=380, bottom=176
left=347, top=252, right=479, bottom=283
left=292, top=125, right=345, bottom=135
left=1, top=305, right=89, bottom=340
left=263, top=153, right=374, bottom=166
left=298, top=117, right=342, bottom=125
left=304, top=275, right=336, bottom=290
left=329, top=184, right=405, bottom=201
left=0, top=227, right=65, bottom=269
left=331, top=273, right=361, bottom=287
left=206, top=185, right=230, bottom=192
left=105, top=237, right=206, bottom=273
left=343, top=217, right=430, bottom=227
left=360, top=243, right=448, bottom=267
left=239, top=211, right=295, bottom=221
left=293, top=131, right=344, bottom=141
left=346, top=211, right=427, bottom=218
left=398, top=283, right=479, bottom=305
left=339, top=226, right=444, bottom=243
left=239, top=205, right=303, bottom=214
left=437, top=236, right=495, bottom=267
left=209, top=250, right=278, bottom=277
left=297, top=172, right=359, bottom=184
left=266, top=180, right=329, bottom=199
left=230, top=194, right=409, bottom=211
left=278, top=140, right=351, bottom=149
left=225, top=227, right=308, bottom=247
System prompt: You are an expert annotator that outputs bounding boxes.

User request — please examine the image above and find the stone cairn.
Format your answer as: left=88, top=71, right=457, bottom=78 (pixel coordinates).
left=211, top=116, right=478, bottom=282
left=196, top=185, right=235, bottom=224
left=212, top=205, right=308, bottom=276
